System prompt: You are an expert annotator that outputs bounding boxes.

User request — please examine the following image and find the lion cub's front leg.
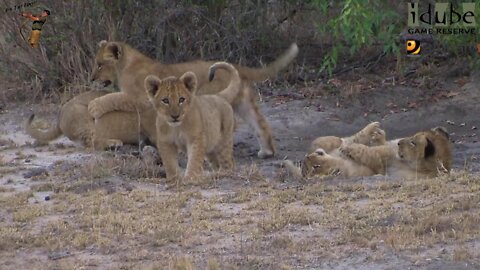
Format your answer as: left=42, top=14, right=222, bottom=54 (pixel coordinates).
left=88, top=92, right=139, bottom=119
left=340, top=144, right=393, bottom=174
left=157, top=142, right=181, bottom=184
left=184, top=139, right=206, bottom=181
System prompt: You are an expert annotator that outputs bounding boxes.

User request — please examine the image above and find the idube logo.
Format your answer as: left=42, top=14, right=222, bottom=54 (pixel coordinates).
left=407, top=2, right=476, bottom=35
left=406, top=40, right=421, bottom=56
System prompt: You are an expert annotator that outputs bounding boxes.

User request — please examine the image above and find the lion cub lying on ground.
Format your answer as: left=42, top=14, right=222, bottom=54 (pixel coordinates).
left=145, top=62, right=240, bottom=183
left=296, top=148, right=375, bottom=178
left=289, top=126, right=453, bottom=180
left=284, top=122, right=386, bottom=178
left=340, top=127, right=452, bottom=179
left=26, top=91, right=142, bottom=150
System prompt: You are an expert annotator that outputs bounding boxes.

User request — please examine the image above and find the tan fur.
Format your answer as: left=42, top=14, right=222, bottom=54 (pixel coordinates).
left=339, top=140, right=400, bottom=175
left=26, top=91, right=142, bottom=150
left=310, top=121, right=386, bottom=153
left=284, top=122, right=385, bottom=179
left=283, top=148, right=374, bottom=179
left=397, top=127, right=452, bottom=177
left=89, top=40, right=299, bottom=158
left=145, top=62, right=240, bottom=183
left=340, top=127, right=453, bottom=179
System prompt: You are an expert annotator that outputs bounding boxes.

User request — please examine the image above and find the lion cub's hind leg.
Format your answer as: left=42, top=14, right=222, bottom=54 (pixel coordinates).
left=235, top=86, right=275, bottom=159
left=215, top=133, right=235, bottom=171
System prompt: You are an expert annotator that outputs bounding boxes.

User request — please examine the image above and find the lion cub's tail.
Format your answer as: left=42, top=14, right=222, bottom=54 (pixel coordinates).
left=282, top=160, right=303, bottom=179
left=236, top=43, right=299, bottom=82
left=25, top=114, right=62, bottom=143
left=209, top=62, right=242, bottom=104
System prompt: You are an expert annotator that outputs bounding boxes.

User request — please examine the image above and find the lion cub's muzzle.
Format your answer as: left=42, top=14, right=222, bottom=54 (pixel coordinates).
left=167, top=114, right=183, bottom=126
left=91, top=77, right=112, bottom=88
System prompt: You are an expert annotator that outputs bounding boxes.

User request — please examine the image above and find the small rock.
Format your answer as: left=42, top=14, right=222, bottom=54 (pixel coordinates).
left=48, top=251, right=71, bottom=260
left=460, top=123, right=465, bottom=127
left=44, top=196, right=50, bottom=201
left=23, top=168, right=48, bottom=179
left=472, top=126, right=477, bottom=130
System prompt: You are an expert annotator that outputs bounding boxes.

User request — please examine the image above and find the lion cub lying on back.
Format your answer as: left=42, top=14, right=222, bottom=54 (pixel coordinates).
left=294, top=148, right=375, bottom=178
left=145, top=62, right=240, bottom=183
left=284, top=122, right=386, bottom=179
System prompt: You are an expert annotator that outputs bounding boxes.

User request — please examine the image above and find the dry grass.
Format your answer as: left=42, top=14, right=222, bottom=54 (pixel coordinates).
left=1, top=146, right=479, bottom=269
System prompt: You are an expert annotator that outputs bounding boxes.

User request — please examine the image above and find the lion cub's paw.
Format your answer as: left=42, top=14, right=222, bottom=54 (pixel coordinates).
left=258, top=149, right=274, bottom=159
left=141, top=145, right=161, bottom=164
left=88, top=99, right=106, bottom=119
left=183, top=172, right=201, bottom=183
left=339, top=145, right=355, bottom=160
left=106, top=139, right=123, bottom=150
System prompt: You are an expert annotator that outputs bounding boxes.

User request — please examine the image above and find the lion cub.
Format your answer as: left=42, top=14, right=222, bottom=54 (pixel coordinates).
left=284, top=148, right=375, bottom=179
left=26, top=90, right=141, bottom=150
left=145, top=62, right=240, bottom=183
left=340, top=127, right=452, bottom=179
left=283, top=122, right=387, bottom=179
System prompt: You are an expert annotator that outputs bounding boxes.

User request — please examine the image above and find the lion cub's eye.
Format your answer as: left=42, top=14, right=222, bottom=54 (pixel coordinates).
left=409, top=140, right=416, bottom=147
left=179, top=97, right=185, bottom=104
left=162, top=98, right=170, bottom=105
left=97, top=64, right=102, bottom=70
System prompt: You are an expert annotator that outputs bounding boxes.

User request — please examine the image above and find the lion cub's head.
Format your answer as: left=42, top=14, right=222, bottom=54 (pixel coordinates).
left=301, top=148, right=340, bottom=177
left=91, top=40, right=121, bottom=87
left=144, top=72, right=198, bottom=127
left=397, top=127, right=452, bottom=174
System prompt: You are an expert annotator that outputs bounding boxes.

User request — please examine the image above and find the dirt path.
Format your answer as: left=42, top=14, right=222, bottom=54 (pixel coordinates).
left=0, top=74, right=479, bottom=269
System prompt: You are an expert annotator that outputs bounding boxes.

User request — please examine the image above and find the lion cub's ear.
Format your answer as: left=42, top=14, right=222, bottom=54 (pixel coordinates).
left=103, top=42, right=122, bottom=61
left=98, top=40, right=107, bottom=47
left=432, top=126, right=450, bottom=140
left=179, top=72, right=197, bottom=94
left=424, top=137, right=436, bottom=158
left=144, top=75, right=162, bottom=99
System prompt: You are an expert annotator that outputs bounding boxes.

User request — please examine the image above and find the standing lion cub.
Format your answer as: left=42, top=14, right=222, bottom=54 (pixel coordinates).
left=89, top=40, right=298, bottom=158
left=145, top=62, right=241, bottom=183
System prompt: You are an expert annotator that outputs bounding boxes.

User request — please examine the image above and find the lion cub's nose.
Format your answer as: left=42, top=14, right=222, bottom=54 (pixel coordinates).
left=171, top=115, right=180, bottom=120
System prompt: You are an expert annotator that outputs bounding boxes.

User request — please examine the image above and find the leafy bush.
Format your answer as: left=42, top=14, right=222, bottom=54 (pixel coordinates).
left=0, top=0, right=295, bottom=100
left=311, top=0, right=402, bottom=75
left=0, top=0, right=478, bottom=102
